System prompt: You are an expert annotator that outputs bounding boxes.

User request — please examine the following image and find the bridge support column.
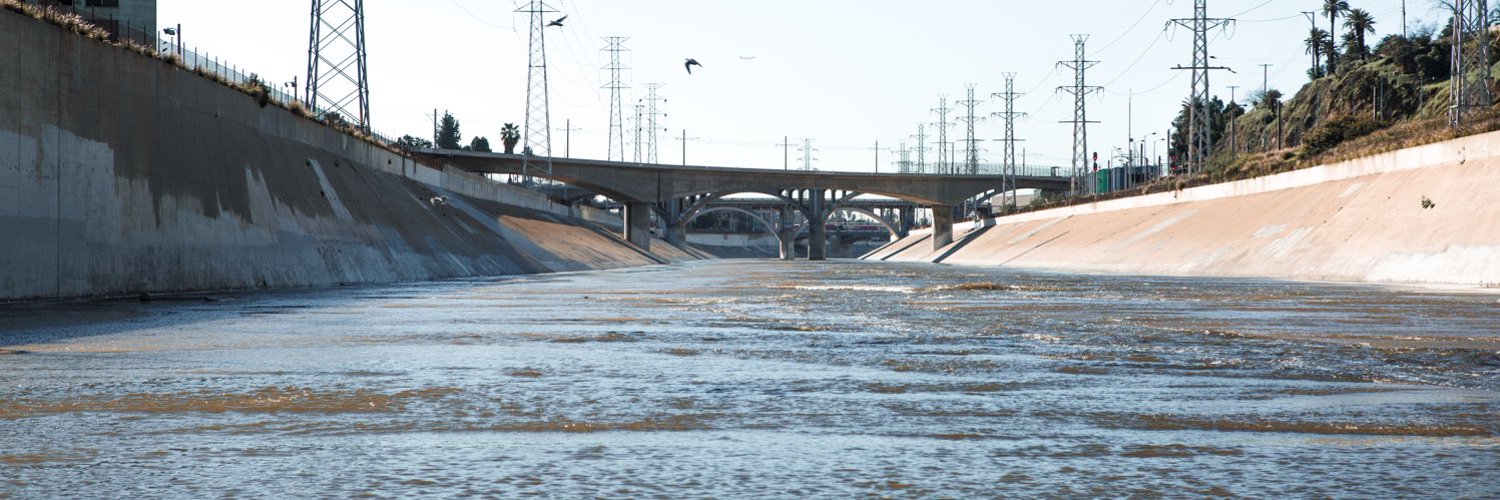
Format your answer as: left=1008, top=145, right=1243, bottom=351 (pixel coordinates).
left=778, top=205, right=797, bottom=260
left=898, top=208, right=914, bottom=238
left=661, top=199, right=687, bottom=248
left=623, top=202, right=653, bottom=250
left=931, top=204, right=954, bottom=250
left=808, top=189, right=828, bottom=261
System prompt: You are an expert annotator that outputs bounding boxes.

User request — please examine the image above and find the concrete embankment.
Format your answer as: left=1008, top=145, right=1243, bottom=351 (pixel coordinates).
left=0, top=10, right=690, bottom=302
left=869, top=130, right=1500, bottom=287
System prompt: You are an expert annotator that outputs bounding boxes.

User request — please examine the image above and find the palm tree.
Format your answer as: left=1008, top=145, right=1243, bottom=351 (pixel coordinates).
left=1305, top=27, right=1330, bottom=78
left=1344, top=8, right=1376, bottom=59
left=1322, top=0, right=1350, bottom=73
left=500, top=123, right=521, bottom=154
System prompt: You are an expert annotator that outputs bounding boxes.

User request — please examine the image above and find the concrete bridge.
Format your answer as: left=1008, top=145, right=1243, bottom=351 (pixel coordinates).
left=414, top=150, right=1070, bottom=259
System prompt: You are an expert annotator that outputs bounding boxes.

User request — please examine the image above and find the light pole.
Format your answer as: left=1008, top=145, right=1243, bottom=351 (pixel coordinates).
left=161, top=24, right=181, bottom=58
left=284, top=76, right=298, bottom=103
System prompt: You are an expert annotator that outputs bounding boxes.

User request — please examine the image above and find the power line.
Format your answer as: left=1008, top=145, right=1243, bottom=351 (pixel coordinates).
left=601, top=36, right=630, bottom=161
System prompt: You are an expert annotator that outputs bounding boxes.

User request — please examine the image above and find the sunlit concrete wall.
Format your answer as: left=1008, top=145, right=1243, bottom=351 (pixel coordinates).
left=0, top=10, right=672, bottom=301
left=870, top=128, right=1500, bottom=288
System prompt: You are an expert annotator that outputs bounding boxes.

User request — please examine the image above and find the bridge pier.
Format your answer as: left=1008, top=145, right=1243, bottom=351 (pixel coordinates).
left=623, top=202, right=653, bottom=250
left=778, top=205, right=797, bottom=260
left=808, top=189, right=828, bottom=261
left=931, top=204, right=954, bottom=250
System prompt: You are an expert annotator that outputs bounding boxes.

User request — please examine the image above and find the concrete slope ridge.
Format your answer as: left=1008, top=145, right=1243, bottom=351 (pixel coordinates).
left=0, top=11, right=676, bottom=302
left=873, top=129, right=1500, bottom=287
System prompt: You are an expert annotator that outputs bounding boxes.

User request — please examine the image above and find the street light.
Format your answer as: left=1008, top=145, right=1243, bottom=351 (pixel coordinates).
left=161, top=24, right=181, bottom=58
left=284, top=76, right=298, bottom=103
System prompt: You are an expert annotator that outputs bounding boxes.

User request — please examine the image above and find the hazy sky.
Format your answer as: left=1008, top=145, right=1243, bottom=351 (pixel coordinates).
left=159, top=0, right=1435, bottom=172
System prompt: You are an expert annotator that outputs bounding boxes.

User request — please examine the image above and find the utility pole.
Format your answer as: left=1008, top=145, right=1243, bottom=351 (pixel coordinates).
left=1402, top=1, right=1407, bottom=38
left=783, top=136, right=789, bottom=170
left=992, top=73, right=1026, bottom=210
left=601, top=36, right=630, bottom=162
left=555, top=119, right=581, bottom=158
left=516, top=0, right=558, bottom=182
left=641, top=83, right=666, bottom=163
left=957, top=84, right=984, bottom=175
left=1260, top=63, right=1272, bottom=96
left=429, top=108, right=439, bottom=146
left=931, top=95, right=953, bottom=174
left=306, top=0, right=370, bottom=130
left=1170, top=0, right=1235, bottom=174
left=681, top=129, right=687, bottom=165
left=873, top=140, right=880, bottom=173
left=1057, top=34, right=1102, bottom=194
left=1227, top=85, right=1238, bottom=155
left=1450, top=0, right=1493, bottom=126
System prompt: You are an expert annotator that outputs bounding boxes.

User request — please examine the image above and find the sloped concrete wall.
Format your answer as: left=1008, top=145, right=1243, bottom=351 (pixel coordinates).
left=873, top=129, right=1500, bottom=288
left=0, top=11, right=669, bottom=301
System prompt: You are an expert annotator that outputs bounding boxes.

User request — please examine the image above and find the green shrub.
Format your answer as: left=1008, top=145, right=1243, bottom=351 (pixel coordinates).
left=1301, top=115, right=1383, bottom=155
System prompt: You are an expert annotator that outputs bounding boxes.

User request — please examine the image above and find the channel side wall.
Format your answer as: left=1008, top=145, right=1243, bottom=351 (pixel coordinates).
left=0, top=11, right=672, bottom=301
left=870, top=129, right=1500, bottom=287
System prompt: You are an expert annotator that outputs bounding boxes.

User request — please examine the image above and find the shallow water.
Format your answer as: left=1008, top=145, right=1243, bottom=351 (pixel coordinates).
left=2, top=260, right=1498, bottom=497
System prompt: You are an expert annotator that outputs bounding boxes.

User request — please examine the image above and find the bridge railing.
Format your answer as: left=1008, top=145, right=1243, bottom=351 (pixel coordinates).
left=895, top=163, right=1070, bottom=177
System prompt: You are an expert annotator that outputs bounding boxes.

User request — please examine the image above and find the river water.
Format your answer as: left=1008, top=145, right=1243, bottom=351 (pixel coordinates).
left=1, top=260, right=1497, bottom=497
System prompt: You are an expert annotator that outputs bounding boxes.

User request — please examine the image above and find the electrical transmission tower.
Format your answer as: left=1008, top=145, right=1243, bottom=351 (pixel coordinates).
left=931, top=95, right=954, bottom=174
left=897, top=142, right=911, bottom=174
left=517, top=0, right=558, bottom=182
left=912, top=123, right=929, bottom=174
left=1450, top=0, right=1492, bottom=126
left=631, top=103, right=645, bottom=164
left=992, top=73, right=1026, bottom=210
left=640, top=83, right=667, bottom=163
left=601, top=36, right=630, bottom=161
left=306, top=0, right=370, bottom=130
left=797, top=139, right=818, bottom=170
left=957, top=84, right=984, bottom=175
left=1057, top=35, right=1102, bottom=194
left=1170, top=0, right=1234, bottom=174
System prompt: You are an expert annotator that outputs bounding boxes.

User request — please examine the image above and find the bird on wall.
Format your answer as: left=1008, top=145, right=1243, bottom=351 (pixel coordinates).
left=684, top=58, right=702, bottom=74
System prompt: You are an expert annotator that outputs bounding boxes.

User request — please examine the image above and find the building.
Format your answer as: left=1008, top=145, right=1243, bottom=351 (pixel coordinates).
left=24, top=0, right=157, bottom=43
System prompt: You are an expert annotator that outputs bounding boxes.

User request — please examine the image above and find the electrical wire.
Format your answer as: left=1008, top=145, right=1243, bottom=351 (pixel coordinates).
left=1089, top=0, right=1164, bottom=57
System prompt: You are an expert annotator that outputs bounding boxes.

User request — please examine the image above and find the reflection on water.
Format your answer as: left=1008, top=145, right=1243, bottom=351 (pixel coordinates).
left=2, top=260, right=1498, bottom=497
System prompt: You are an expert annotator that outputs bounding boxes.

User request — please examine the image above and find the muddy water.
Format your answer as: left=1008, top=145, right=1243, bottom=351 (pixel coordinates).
left=1, top=260, right=1498, bottom=497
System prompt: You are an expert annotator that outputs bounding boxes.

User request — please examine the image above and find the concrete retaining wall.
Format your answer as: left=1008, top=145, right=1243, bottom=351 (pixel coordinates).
left=870, top=128, right=1500, bottom=288
left=0, top=11, right=671, bottom=301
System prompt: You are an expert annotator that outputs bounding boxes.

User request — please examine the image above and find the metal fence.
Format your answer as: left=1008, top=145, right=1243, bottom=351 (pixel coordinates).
left=27, top=2, right=401, bottom=146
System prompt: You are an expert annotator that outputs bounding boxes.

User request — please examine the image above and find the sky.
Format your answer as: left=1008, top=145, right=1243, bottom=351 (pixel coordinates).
left=158, top=0, right=1441, bottom=173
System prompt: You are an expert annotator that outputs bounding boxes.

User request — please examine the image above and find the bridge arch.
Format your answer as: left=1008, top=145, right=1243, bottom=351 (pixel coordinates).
left=795, top=206, right=900, bottom=240
left=681, top=207, right=785, bottom=247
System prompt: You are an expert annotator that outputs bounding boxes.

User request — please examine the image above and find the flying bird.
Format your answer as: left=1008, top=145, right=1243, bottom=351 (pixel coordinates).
left=684, top=58, right=702, bottom=74
left=546, top=15, right=566, bottom=27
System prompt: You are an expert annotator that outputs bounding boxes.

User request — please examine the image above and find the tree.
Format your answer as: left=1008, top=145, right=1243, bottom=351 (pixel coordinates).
left=1344, top=8, right=1376, bottom=59
left=1322, top=0, right=1350, bottom=73
left=469, top=136, right=492, bottom=152
left=437, top=112, right=462, bottom=149
left=1305, top=27, right=1331, bottom=78
left=500, top=123, right=521, bottom=154
left=397, top=135, right=433, bottom=149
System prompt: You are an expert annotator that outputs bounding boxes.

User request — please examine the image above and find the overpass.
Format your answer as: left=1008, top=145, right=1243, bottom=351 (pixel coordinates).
left=413, top=149, right=1071, bottom=259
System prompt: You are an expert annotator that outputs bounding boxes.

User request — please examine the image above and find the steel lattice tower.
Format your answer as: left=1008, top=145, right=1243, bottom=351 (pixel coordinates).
left=798, top=139, right=817, bottom=171
left=931, top=95, right=953, bottom=174
left=912, top=123, right=928, bottom=174
left=992, top=73, right=1027, bottom=210
left=517, top=0, right=557, bottom=181
left=1057, top=35, right=1101, bottom=194
left=640, top=83, right=666, bottom=163
left=1170, top=0, right=1233, bottom=173
left=601, top=37, right=630, bottom=161
left=1450, top=0, right=1492, bottom=126
left=631, top=103, right=645, bottom=164
left=897, top=142, right=911, bottom=174
left=957, top=84, right=984, bottom=175
left=305, top=0, right=370, bottom=130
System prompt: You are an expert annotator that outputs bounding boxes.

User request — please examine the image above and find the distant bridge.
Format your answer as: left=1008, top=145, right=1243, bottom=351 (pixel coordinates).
left=414, top=150, right=1070, bottom=259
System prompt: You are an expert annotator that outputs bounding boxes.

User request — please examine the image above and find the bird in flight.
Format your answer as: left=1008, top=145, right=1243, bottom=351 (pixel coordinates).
left=685, top=58, right=702, bottom=74
left=546, top=15, right=566, bottom=27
